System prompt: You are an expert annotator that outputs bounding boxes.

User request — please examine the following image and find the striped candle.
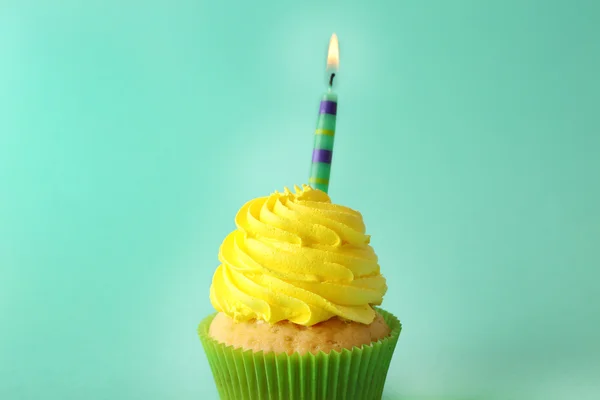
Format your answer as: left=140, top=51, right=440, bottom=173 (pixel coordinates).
left=309, top=34, right=339, bottom=194
left=309, top=92, right=337, bottom=193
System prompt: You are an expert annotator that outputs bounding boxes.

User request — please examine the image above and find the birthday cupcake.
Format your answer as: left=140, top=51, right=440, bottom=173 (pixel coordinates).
left=198, top=185, right=401, bottom=399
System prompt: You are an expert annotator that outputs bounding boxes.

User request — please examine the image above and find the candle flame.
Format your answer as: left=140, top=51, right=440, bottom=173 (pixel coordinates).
left=327, top=33, right=339, bottom=70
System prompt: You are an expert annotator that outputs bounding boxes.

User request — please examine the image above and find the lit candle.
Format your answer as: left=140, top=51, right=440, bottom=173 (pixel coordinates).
left=308, top=33, right=339, bottom=194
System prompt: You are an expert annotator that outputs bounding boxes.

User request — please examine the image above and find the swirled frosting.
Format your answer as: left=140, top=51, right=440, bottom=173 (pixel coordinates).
left=209, top=185, right=387, bottom=326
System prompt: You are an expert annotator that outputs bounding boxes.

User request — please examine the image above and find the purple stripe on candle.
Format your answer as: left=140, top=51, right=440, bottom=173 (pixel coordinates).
left=319, top=101, right=337, bottom=115
left=312, top=149, right=333, bottom=164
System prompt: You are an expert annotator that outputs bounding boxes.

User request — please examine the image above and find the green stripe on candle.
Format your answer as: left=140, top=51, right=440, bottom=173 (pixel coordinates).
left=310, top=162, right=331, bottom=179
left=316, top=114, right=337, bottom=131
left=313, top=133, right=335, bottom=151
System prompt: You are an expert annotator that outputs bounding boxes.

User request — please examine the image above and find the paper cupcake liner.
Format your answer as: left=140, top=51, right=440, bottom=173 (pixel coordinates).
left=198, top=308, right=401, bottom=400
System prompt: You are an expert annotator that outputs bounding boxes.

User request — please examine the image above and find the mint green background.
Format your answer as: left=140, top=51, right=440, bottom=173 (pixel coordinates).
left=1, top=1, right=599, bottom=399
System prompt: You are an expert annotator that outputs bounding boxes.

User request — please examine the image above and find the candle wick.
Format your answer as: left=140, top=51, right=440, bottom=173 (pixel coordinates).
left=329, top=73, right=335, bottom=87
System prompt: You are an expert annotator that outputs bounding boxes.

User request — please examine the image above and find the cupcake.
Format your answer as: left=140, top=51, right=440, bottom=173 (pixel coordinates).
left=198, top=185, right=401, bottom=399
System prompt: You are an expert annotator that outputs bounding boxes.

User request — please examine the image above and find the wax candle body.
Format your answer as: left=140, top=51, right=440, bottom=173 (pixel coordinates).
left=309, top=92, right=337, bottom=193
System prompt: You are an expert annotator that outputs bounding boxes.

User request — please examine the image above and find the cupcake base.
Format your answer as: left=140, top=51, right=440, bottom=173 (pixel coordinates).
left=208, top=311, right=391, bottom=355
left=198, top=308, right=401, bottom=400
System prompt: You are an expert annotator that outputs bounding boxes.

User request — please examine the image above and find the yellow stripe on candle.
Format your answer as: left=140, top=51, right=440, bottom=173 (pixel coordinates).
left=309, top=177, right=330, bottom=184
left=315, top=129, right=335, bottom=136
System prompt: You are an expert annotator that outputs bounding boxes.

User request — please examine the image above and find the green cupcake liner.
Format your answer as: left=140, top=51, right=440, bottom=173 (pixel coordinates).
left=198, top=308, right=401, bottom=400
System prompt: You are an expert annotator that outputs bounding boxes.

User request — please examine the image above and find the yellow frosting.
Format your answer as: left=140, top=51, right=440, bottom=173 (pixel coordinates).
left=209, top=185, right=387, bottom=326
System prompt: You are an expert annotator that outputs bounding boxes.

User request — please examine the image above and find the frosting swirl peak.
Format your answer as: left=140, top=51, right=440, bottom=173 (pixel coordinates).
left=209, top=185, right=387, bottom=326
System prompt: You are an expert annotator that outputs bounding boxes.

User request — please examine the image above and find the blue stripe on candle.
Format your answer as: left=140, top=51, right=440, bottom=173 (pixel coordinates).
left=312, top=149, right=333, bottom=164
left=319, top=101, right=337, bottom=115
